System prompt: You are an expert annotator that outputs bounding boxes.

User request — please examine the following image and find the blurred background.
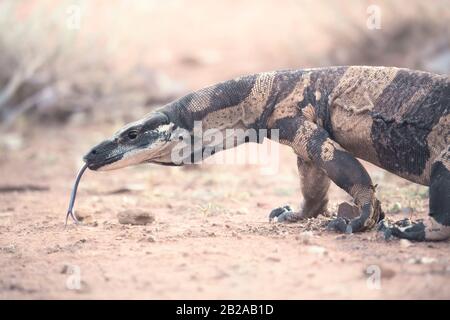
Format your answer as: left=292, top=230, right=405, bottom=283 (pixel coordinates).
left=1, top=0, right=450, bottom=299
left=0, top=0, right=448, bottom=134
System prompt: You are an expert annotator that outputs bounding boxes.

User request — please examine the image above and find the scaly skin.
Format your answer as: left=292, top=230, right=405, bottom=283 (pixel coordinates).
left=84, top=66, right=450, bottom=241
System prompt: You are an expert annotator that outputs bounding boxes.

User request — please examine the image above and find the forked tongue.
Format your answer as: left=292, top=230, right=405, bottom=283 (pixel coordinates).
left=65, top=163, right=89, bottom=227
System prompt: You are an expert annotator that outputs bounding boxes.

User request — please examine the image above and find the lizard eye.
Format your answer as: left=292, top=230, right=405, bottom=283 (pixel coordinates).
left=127, top=130, right=138, bottom=140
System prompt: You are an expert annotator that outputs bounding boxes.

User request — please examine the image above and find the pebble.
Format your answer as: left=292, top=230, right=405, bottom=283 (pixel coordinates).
left=337, top=202, right=359, bottom=219
left=382, top=266, right=396, bottom=279
left=400, top=239, right=413, bottom=248
left=306, top=245, right=328, bottom=256
left=75, top=211, right=92, bottom=223
left=266, top=256, right=281, bottom=262
left=296, top=231, right=314, bottom=244
left=408, top=257, right=437, bottom=264
left=420, top=257, right=437, bottom=264
left=117, top=210, right=155, bottom=225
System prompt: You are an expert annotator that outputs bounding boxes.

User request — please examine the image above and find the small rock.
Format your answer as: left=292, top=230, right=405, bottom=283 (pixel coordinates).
left=337, top=202, right=359, bottom=219
left=266, top=256, right=281, bottom=262
left=420, top=257, right=437, bottom=264
left=75, top=211, right=92, bottom=223
left=60, top=264, right=79, bottom=274
left=390, top=202, right=402, bottom=213
left=235, top=209, right=248, bottom=215
left=214, top=270, right=230, bottom=279
left=60, top=264, right=69, bottom=274
left=400, top=239, right=413, bottom=248
left=408, top=257, right=437, bottom=264
left=256, top=202, right=268, bottom=208
left=382, top=267, right=396, bottom=279
left=117, top=210, right=155, bottom=225
left=401, top=207, right=413, bottom=215
left=362, top=236, right=375, bottom=241
left=46, top=245, right=62, bottom=254
left=0, top=134, right=23, bottom=151
left=296, top=231, right=314, bottom=244
left=231, top=231, right=242, bottom=239
left=306, top=245, right=327, bottom=256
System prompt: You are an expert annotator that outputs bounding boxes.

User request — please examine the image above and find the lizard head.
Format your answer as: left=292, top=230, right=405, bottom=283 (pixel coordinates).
left=83, top=111, right=182, bottom=171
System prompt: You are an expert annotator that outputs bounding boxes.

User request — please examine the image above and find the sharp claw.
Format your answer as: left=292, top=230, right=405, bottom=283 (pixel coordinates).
left=276, top=213, right=287, bottom=222
left=268, top=205, right=303, bottom=223
left=383, top=227, right=393, bottom=240
left=269, top=205, right=292, bottom=221
left=377, top=219, right=388, bottom=231
left=396, top=218, right=413, bottom=228
left=328, top=217, right=348, bottom=233
left=345, top=225, right=353, bottom=234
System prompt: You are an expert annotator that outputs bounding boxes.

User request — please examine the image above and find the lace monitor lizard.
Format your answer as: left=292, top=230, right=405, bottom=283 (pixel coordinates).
left=83, top=66, right=450, bottom=241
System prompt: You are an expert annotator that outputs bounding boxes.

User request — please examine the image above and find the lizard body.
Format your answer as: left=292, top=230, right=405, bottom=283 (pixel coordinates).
left=84, top=66, right=450, bottom=241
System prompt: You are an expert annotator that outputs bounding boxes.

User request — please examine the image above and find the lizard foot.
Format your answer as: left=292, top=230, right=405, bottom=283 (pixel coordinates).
left=328, top=199, right=384, bottom=234
left=377, top=219, right=426, bottom=241
left=269, top=205, right=302, bottom=223
left=327, top=217, right=353, bottom=233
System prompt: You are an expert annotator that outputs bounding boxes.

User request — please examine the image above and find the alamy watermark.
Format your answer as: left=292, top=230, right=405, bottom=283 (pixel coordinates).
left=66, top=4, right=82, bottom=30
left=366, top=264, right=381, bottom=290
left=64, top=264, right=82, bottom=290
left=169, top=121, right=280, bottom=175
left=366, top=4, right=382, bottom=30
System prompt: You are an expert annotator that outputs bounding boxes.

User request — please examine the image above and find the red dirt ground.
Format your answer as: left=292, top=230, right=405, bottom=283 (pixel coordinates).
left=1, top=122, right=449, bottom=299
left=1, top=0, right=449, bottom=300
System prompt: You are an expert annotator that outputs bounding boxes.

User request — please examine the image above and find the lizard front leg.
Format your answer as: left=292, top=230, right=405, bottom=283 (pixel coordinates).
left=311, top=135, right=383, bottom=233
left=272, top=117, right=383, bottom=233
left=269, top=157, right=330, bottom=222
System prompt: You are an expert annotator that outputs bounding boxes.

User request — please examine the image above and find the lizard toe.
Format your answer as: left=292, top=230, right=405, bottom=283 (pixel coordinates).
left=389, top=224, right=426, bottom=241
left=269, top=205, right=301, bottom=222
left=327, top=217, right=349, bottom=233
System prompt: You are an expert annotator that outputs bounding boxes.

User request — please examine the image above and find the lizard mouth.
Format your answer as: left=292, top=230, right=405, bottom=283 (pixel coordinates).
left=84, top=153, right=124, bottom=171
left=84, top=140, right=174, bottom=171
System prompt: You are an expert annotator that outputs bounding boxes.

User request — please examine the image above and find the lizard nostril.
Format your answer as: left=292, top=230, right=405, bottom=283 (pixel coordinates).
left=91, top=149, right=97, bottom=155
